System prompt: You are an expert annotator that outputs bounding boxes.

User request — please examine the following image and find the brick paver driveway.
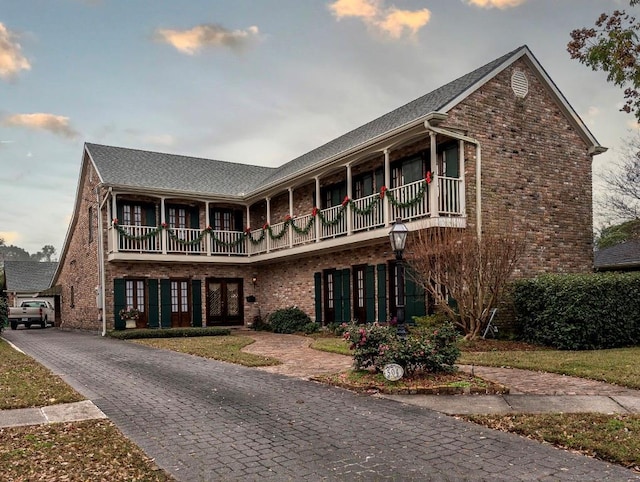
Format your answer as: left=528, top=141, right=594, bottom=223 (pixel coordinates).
left=4, top=329, right=639, bottom=481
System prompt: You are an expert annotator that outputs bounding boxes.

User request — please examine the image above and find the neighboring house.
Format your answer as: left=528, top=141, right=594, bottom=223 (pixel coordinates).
left=594, top=240, right=640, bottom=272
left=52, top=45, right=605, bottom=332
left=3, top=261, right=59, bottom=323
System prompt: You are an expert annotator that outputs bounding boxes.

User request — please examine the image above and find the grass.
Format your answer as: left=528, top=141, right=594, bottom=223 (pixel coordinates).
left=131, top=334, right=281, bottom=367
left=462, top=413, right=640, bottom=471
left=0, top=420, right=173, bottom=481
left=0, top=339, right=85, bottom=409
left=459, top=345, right=640, bottom=389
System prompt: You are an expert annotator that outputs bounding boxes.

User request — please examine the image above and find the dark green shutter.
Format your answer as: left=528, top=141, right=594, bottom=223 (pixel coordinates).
left=365, top=265, right=375, bottom=322
left=333, top=270, right=343, bottom=322
left=377, top=264, right=387, bottom=322
left=145, top=204, right=156, bottom=227
left=160, top=279, right=171, bottom=328
left=148, top=279, right=159, bottom=328
left=314, top=272, right=322, bottom=324
left=444, top=144, right=459, bottom=178
left=116, top=204, right=123, bottom=224
left=113, top=278, right=126, bottom=330
left=405, top=275, right=426, bottom=323
left=192, top=279, right=202, bottom=327
left=234, top=210, right=244, bottom=232
left=341, top=268, right=351, bottom=323
left=190, top=208, right=200, bottom=229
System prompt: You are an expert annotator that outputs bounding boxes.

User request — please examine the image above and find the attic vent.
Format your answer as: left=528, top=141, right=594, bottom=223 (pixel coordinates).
left=511, top=69, right=529, bottom=98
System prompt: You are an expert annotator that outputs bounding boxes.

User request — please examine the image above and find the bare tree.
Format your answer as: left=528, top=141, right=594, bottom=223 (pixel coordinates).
left=407, top=226, right=526, bottom=340
left=602, top=133, right=640, bottom=222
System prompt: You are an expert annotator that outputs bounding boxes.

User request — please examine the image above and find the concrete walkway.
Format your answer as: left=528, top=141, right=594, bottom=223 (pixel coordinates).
left=2, top=329, right=640, bottom=430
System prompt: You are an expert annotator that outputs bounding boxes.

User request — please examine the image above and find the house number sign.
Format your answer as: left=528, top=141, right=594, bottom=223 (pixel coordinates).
left=383, top=363, right=404, bottom=381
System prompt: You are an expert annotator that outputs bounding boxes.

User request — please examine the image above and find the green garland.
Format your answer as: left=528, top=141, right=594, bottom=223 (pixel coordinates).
left=112, top=183, right=427, bottom=247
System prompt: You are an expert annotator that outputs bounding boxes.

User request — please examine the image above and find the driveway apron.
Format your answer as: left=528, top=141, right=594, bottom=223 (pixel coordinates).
left=3, top=329, right=639, bottom=482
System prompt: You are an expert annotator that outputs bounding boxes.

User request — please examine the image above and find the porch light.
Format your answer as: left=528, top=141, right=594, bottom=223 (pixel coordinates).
left=389, top=218, right=408, bottom=255
left=389, top=218, right=409, bottom=338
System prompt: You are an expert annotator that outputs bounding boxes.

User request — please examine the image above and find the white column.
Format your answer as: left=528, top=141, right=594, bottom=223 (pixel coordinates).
left=160, top=197, right=167, bottom=254
left=288, top=187, right=294, bottom=248
left=429, top=132, right=439, bottom=218
left=112, top=193, right=118, bottom=253
left=346, top=164, right=352, bottom=235
left=315, top=177, right=321, bottom=242
left=459, top=139, right=466, bottom=216
left=383, top=150, right=391, bottom=226
left=245, top=204, right=251, bottom=256
left=205, top=202, right=212, bottom=256
left=266, top=197, right=271, bottom=253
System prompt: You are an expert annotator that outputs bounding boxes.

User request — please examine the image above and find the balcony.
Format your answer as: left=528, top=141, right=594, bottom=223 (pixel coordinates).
left=107, top=177, right=465, bottom=263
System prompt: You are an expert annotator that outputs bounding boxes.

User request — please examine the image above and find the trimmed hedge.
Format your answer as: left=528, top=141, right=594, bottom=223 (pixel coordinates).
left=108, top=327, right=231, bottom=340
left=268, top=306, right=317, bottom=334
left=513, top=273, right=640, bottom=350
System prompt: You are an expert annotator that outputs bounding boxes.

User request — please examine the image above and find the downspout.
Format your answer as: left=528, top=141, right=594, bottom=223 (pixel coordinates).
left=97, top=186, right=111, bottom=336
left=424, top=120, right=482, bottom=238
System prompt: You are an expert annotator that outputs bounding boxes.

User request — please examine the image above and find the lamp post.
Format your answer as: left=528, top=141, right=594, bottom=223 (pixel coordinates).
left=389, top=217, right=408, bottom=338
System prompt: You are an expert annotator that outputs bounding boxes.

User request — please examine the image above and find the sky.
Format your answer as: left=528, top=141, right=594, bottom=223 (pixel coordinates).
left=0, top=0, right=637, bottom=256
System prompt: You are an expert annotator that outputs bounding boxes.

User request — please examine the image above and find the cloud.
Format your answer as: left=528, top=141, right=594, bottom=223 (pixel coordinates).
left=328, top=0, right=431, bottom=39
left=3, top=113, right=79, bottom=139
left=0, top=231, right=20, bottom=245
left=144, top=134, right=176, bottom=147
left=0, top=23, right=31, bottom=79
left=464, top=0, right=527, bottom=8
left=155, top=24, right=260, bottom=55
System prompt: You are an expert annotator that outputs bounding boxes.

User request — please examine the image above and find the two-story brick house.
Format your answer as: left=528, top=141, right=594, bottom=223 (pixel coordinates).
left=52, top=45, right=605, bottom=332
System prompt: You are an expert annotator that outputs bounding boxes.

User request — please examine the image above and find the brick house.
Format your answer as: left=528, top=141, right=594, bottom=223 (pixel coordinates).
left=52, top=45, right=605, bottom=332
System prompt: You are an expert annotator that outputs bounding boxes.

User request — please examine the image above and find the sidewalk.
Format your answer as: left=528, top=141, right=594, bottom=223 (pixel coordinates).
left=2, top=330, right=640, bottom=429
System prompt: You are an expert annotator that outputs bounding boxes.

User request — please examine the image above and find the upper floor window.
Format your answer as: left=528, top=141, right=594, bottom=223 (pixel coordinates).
left=211, top=208, right=243, bottom=232
left=88, top=206, right=94, bottom=243
left=119, top=202, right=155, bottom=227
left=320, top=181, right=346, bottom=209
left=168, top=207, right=187, bottom=229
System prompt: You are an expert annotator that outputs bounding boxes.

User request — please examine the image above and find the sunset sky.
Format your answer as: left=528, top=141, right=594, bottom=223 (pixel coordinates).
left=0, top=0, right=636, bottom=255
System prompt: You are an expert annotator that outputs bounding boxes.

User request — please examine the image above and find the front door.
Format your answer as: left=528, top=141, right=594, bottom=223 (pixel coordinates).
left=170, top=280, right=191, bottom=327
left=323, top=269, right=336, bottom=324
left=352, top=265, right=367, bottom=323
left=125, top=279, right=147, bottom=328
left=206, top=278, right=243, bottom=325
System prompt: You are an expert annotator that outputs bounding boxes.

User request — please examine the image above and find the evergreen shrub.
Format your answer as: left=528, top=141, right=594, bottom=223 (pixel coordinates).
left=108, top=327, right=230, bottom=339
left=512, top=272, right=640, bottom=350
left=267, top=306, right=315, bottom=334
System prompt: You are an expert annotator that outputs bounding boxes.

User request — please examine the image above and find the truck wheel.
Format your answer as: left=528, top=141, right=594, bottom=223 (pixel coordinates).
left=25, top=322, right=31, bottom=329
left=10, top=320, right=17, bottom=330
left=41, top=319, right=46, bottom=329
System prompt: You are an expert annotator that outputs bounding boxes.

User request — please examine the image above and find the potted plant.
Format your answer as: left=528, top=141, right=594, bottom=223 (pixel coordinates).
left=119, top=307, right=140, bottom=329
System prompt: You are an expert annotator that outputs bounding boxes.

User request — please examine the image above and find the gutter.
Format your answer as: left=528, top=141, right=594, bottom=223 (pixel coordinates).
left=97, top=185, right=109, bottom=336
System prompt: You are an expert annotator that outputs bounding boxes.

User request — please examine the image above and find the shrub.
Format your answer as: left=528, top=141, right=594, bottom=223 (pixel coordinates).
left=513, top=272, right=640, bottom=350
left=250, top=314, right=272, bottom=331
left=108, top=327, right=230, bottom=339
left=326, top=322, right=349, bottom=336
left=268, top=306, right=312, bottom=334
left=343, top=322, right=460, bottom=375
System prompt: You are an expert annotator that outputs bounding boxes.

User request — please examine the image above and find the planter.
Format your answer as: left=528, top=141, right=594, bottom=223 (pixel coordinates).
left=125, top=319, right=137, bottom=329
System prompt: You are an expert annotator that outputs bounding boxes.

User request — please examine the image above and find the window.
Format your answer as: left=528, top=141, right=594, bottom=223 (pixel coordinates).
left=168, top=207, right=187, bottom=229
left=122, top=204, right=143, bottom=226
left=320, top=181, right=347, bottom=209
left=210, top=208, right=242, bottom=232
left=126, top=280, right=145, bottom=313
left=88, top=206, right=94, bottom=243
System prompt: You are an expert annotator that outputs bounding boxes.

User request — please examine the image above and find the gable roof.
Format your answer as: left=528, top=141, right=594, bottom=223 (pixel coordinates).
left=86, top=143, right=276, bottom=198
left=594, top=241, right=640, bottom=271
left=3, top=261, right=58, bottom=293
left=86, top=45, right=600, bottom=198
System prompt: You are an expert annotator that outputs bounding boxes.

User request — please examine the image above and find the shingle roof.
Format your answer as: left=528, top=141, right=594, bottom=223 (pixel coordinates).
left=594, top=241, right=640, bottom=271
left=86, top=45, right=552, bottom=197
left=86, top=144, right=276, bottom=197
left=3, top=261, right=58, bottom=292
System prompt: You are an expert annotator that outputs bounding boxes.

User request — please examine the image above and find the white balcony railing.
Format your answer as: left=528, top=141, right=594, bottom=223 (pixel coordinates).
left=166, top=228, right=205, bottom=254
left=116, top=225, right=162, bottom=253
left=109, top=177, right=463, bottom=258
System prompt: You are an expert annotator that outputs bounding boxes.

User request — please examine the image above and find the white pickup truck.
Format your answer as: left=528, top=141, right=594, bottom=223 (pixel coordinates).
left=8, top=299, right=55, bottom=330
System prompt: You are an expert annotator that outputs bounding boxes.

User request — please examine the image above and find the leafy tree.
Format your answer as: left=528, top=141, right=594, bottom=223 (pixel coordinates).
left=407, top=226, right=526, bottom=341
left=31, top=245, right=57, bottom=262
left=596, top=218, right=640, bottom=249
left=0, top=244, right=32, bottom=261
left=568, top=1, right=640, bottom=121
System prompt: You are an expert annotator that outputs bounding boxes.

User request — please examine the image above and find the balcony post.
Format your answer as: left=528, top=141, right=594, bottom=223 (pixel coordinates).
left=266, top=196, right=271, bottom=253
left=346, top=163, right=353, bottom=235
left=288, top=187, right=294, bottom=249
left=111, top=193, right=119, bottom=253
left=245, top=204, right=251, bottom=255
left=160, top=197, right=167, bottom=254
left=459, top=139, right=466, bottom=216
left=429, top=132, right=439, bottom=218
left=383, top=149, right=391, bottom=226
left=315, top=177, right=321, bottom=243
left=205, top=202, right=212, bottom=256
